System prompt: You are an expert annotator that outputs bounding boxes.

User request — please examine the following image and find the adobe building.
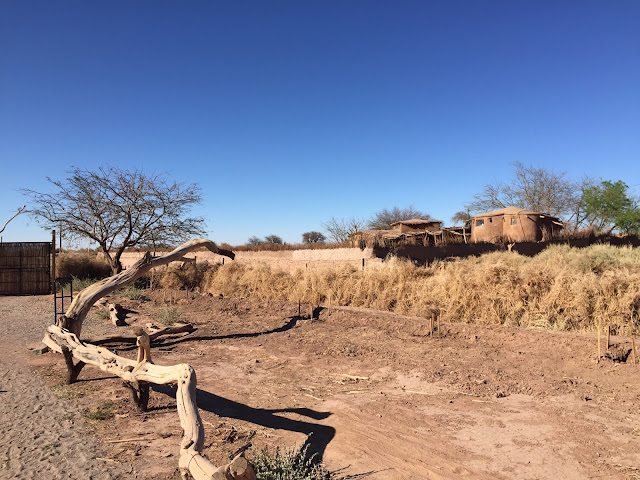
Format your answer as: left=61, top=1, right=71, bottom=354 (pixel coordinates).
left=390, top=219, right=442, bottom=233
left=470, top=207, right=563, bottom=243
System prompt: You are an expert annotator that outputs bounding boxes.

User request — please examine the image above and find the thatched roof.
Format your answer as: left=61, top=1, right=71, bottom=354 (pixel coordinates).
left=390, top=218, right=442, bottom=226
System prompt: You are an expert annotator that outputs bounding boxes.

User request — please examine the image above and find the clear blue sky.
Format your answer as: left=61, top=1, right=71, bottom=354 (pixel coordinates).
left=1, top=1, right=638, bottom=245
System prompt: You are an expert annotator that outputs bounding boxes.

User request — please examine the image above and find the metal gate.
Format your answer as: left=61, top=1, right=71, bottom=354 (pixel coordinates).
left=0, top=242, right=52, bottom=295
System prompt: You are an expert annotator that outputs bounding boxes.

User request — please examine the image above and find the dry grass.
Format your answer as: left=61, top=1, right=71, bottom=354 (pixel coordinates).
left=56, top=252, right=111, bottom=280
left=203, top=244, right=640, bottom=335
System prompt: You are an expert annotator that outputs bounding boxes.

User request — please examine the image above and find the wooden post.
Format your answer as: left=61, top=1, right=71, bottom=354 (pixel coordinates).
left=51, top=229, right=56, bottom=294
left=430, top=313, right=434, bottom=336
left=632, top=336, right=637, bottom=365
left=298, top=300, right=301, bottom=317
left=606, top=325, right=611, bottom=350
left=437, top=314, right=441, bottom=338
left=597, top=324, right=601, bottom=361
left=362, top=258, right=365, bottom=270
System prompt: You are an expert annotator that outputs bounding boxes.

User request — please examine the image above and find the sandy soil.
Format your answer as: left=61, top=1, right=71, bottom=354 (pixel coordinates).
left=2, top=291, right=640, bottom=479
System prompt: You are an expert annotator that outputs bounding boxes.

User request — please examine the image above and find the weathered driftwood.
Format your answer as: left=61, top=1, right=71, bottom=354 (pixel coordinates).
left=44, top=325, right=255, bottom=479
left=41, top=240, right=252, bottom=479
left=53, top=239, right=234, bottom=339
left=85, top=323, right=196, bottom=346
left=108, top=303, right=127, bottom=326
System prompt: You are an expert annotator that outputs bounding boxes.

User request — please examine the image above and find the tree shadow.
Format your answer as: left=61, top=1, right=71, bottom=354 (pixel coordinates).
left=152, top=384, right=335, bottom=461
left=115, top=315, right=306, bottom=352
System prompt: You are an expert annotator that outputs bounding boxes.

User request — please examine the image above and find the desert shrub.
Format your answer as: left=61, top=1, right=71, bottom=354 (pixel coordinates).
left=83, top=401, right=115, bottom=421
left=251, top=442, right=328, bottom=480
left=155, top=306, right=182, bottom=325
left=56, top=252, right=111, bottom=281
left=203, top=245, right=640, bottom=334
left=160, top=262, right=214, bottom=291
left=117, top=284, right=149, bottom=301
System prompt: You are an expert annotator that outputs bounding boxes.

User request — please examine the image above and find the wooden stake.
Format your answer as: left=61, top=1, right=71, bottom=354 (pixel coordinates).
left=597, top=324, right=601, bottom=361
left=437, top=314, right=441, bottom=338
left=607, top=325, right=611, bottom=350
left=51, top=229, right=57, bottom=294
left=430, top=313, right=434, bottom=336
left=631, top=336, right=637, bottom=365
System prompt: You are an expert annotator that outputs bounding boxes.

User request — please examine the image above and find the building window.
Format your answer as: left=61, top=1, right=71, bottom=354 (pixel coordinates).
left=476, top=219, right=485, bottom=227
left=511, top=218, right=518, bottom=225
left=489, top=217, right=493, bottom=223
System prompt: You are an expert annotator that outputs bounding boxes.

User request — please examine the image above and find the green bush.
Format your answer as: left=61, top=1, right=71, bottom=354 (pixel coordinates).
left=154, top=306, right=182, bottom=325
left=251, top=442, right=329, bottom=480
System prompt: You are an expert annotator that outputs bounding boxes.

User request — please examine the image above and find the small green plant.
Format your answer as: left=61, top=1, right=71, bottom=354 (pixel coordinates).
left=251, top=441, right=329, bottom=480
left=71, top=276, right=100, bottom=292
left=83, top=401, right=115, bottom=421
left=95, top=307, right=110, bottom=320
left=155, top=306, right=182, bottom=325
left=118, top=284, right=149, bottom=301
left=52, top=384, right=81, bottom=400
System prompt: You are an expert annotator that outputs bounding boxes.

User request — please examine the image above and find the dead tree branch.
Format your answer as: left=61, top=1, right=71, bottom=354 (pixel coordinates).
left=0, top=205, right=26, bottom=235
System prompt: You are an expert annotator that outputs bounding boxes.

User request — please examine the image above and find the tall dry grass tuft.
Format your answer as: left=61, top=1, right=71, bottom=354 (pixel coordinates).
left=203, top=245, right=640, bottom=334
left=56, top=252, right=111, bottom=280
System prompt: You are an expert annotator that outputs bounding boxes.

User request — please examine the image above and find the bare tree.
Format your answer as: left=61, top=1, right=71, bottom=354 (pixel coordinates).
left=368, top=206, right=430, bottom=230
left=0, top=205, right=26, bottom=235
left=264, top=234, right=283, bottom=245
left=451, top=210, right=471, bottom=225
left=23, top=167, right=205, bottom=274
left=322, top=216, right=366, bottom=243
left=302, top=231, right=326, bottom=243
left=247, top=236, right=264, bottom=246
left=465, top=162, right=578, bottom=218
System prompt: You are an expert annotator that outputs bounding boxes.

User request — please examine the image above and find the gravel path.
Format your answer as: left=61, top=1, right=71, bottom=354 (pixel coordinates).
left=0, top=295, right=129, bottom=479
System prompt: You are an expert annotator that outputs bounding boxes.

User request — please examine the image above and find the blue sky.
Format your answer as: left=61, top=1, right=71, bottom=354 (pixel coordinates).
left=1, top=1, right=638, bottom=245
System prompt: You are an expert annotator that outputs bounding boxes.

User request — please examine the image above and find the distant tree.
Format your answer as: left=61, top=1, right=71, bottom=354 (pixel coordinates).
left=247, top=236, right=264, bottom=246
left=451, top=210, right=471, bottom=225
left=302, top=231, right=326, bottom=243
left=22, top=167, right=205, bottom=274
left=322, top=216, right=366, bottom=243
left=264, top=234, right=283, bottom=245
left=583, top=180, right=639, bottom=234
left=465, top=162, right=577, bottom=218
left=368, top=206, right=430, bottom=230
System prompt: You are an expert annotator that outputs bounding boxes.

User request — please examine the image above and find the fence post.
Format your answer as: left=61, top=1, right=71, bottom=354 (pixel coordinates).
left=51, top=229, right=56, bottom=294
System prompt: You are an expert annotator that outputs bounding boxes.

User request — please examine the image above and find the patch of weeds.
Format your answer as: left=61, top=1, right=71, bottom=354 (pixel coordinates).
left=95, top=307, right=110, bottom=320
left=118, top=285, right=149, bottom=301
left=154, top=306, right=182, bottom=325
left=251, top=440, right=330, bottom=480
left=83, top=401, right=115, bottom=421
left=71, top=276, right=99, bottom=292
left=52, top=384, right=81, bottom=400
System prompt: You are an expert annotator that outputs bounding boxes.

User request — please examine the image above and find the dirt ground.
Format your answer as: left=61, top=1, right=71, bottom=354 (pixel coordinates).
left=2, top=291, right=640, bottom=479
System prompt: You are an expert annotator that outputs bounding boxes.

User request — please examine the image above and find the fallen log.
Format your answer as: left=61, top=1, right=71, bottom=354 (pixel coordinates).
left=85, top=323, right=196, bottom=345
left=108, top=303, right=127, bottom=326
left=43, top=324, right=255, bottom=480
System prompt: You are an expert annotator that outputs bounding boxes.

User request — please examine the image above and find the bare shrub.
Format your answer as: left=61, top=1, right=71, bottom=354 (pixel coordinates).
left=160, top=262, right=214, bottom=291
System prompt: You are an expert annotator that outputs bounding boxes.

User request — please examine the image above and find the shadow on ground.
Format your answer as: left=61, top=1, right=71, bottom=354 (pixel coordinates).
left=153, top=384, right=336, bottom=461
